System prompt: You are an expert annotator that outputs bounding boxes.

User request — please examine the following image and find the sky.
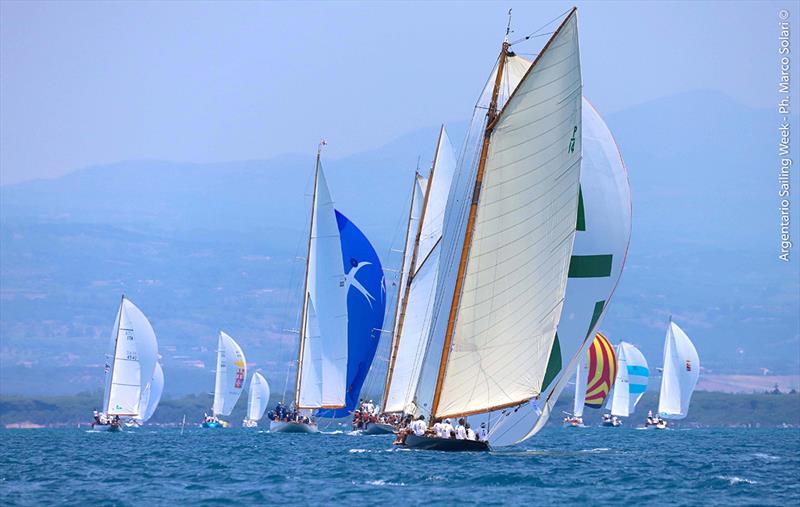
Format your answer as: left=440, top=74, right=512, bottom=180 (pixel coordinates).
left=0, top=0, right=793, bottom=185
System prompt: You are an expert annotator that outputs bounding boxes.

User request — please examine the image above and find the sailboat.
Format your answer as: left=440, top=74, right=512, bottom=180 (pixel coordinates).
left=271, top=143, right=349, bottom=434
left=564, top=359, right=588, bottom=427
left=604, top=342, right=648, bottom=426
left=202, top=331, right=246, bottom=428
left=94, top=295, right=159, bottom=432
left=243, top=372, right=270, bottom=428
left=369, top=126, right=457, bottom=436
left=126, top=362, right=164, bottom=427
left=393, top=8, right=584, bottom=451
left=649, top=319, right=699, bottom=429
left=562, top=332, right=616, bottom=426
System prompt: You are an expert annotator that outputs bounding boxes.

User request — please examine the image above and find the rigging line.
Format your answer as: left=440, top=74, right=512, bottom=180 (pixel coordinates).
left=509, top=8, right=570, bottom=46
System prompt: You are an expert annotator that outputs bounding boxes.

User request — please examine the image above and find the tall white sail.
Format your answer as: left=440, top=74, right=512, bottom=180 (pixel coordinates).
left=212, top=331, right=247, bottom=417
left=434, top=10, right=583, bottom=419
left=573, top=358, right=587, bottom=418
left=658, top=321, right=699, bottom=419
left=103, top=297, right=159, bottom=417
left=298, top=299, right=324, bottom=408
left=247, top=372, right=271, bottom=422
left=140, top=362, right=164, bottom=422
left=296, top=165, right=348, bottom=409
left=607, top=342, right=648, bottom=417
left=384, top=128, right=456, bottom=414
left=488, top=94, right=632, bottom=445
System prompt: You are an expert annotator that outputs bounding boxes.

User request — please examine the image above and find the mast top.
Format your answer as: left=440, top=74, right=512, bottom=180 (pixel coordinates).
left=504, top=8, right=513, bottom=43
left=317, top=139, right=327, bottom=158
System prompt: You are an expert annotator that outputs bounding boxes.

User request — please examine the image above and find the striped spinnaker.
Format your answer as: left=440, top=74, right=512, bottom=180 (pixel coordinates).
left=584, top=332, right=616, bottom=408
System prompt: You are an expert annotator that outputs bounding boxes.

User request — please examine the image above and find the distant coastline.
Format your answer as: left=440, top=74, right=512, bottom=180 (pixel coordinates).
left=2, top=390, right=798, bottom=429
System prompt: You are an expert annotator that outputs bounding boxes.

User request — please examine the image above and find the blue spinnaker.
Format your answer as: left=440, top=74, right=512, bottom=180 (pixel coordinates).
left=317, top=210, right=385, bottom=418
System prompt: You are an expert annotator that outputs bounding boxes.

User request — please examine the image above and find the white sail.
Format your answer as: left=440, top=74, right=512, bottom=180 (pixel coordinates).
left=212, top=331, right=247, bottom=417
left=658, top=321, right=699, bottom=419
left=140, top=362, right=164, bottom=422
left=296, top=165, right=348, bottom=409
left=573, top=358, right=587, bottom=418
left=384, top=128, right=456, bottom=414
left=103, top=297, right=159, bottom=417
left=247, top=372, right=271, bottom=422
left=488, top=94, right=632, bottom=445
left=607, top=341, right=648, bottom=417
left=434, top=10, right=583, bottom=419
left=298, top=299, right=324, bottom=408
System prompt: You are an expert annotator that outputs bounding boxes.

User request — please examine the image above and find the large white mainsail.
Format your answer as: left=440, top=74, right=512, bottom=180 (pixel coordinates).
left=294, top=153, right=348, bottom=410
left=573, top=358, right=588, bottom=418
left=247, top=372, right=271, bottom=422
left=433, top=9, right=583, bottom=419
left=383, top=127, right=456, bottom=414
left=212, top=331, right=247, bottom=417
left=606, top=342, right=648, bottom=417
left=103, top=297, right=159, bottom=417
left=658, top=321, right=699, bottom=419
left=139, top=362, right=164, bottom=423
left=488, top=94, right=632, bottom=445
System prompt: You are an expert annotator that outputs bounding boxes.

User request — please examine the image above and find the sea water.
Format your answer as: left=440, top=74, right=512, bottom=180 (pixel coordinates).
left=0, top=427, right=797, bottom=505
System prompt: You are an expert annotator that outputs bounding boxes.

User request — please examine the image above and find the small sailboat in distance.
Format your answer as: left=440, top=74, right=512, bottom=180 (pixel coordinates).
left=93, top=295, right=159, bottom=432
left=563, top=358, right=588, bottom=427
left=202, top=331, right=246, bottom=428
left=650, top=319, right=699, bottom=429
left=604, top=342, right=648, bottom=426
left=243, top=372, right=270, bottom=428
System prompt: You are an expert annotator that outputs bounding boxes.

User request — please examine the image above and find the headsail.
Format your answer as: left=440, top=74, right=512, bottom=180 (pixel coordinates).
left=103, top=297, right=159, bottom=417
left=383, top=127, right=457, bottom=415
left=316, top=210, right=385, bottom=418
left=572, top=358, right=587, bottom=418
left=212, top=331, right=247, bottom=417
left=606, top=342, right=648, bottom=417
left=658, top=321, right=699, bottom=419
left=295, top=162, right=349, bottom=410
left=140, top=362, right=164, bottom=423
left=433, top=8, right=583, bottom=419
left=247, top=372, right=271, bottom=422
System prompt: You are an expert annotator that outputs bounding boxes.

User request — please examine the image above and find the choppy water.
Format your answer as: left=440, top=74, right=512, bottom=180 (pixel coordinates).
left=1, top=426, right=798, bottom=505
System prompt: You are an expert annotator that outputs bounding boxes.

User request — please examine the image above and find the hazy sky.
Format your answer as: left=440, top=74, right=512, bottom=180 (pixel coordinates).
left=0, top=0, right=791, bottom=185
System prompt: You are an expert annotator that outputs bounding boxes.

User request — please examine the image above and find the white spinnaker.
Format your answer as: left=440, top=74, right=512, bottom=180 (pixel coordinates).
left=607, top=344, right=631, bottom=417
left=298, top=166, right=348, bottom=409
left=104, top=298, right=159, bottom=416
left=213, top=331, right=247, bottom=416
left=488, top=94, right=632, bottom=446
left=412, top=55, right=538, bottom=419
left=298, top=299, right=324, bottom=408
left=573, top=358, right=588, bottom=418
left=658, top=322, right=699, bottom=419
left=247, top=372, right=271, bottom=421
left=141, top=362, right=164, bottom=422
left=435, top=11, right=582, bottom=419
left=384, top=128, right=456, bottom=414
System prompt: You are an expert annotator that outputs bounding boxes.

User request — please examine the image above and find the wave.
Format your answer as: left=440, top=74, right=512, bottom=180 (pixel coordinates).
left=717, top=475, right=757, bottom=485
left=364, top=479, right=406, bottom=487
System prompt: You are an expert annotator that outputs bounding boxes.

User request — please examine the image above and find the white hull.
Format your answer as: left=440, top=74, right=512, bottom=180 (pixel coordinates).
left=269, top=420, right=319, bottom=433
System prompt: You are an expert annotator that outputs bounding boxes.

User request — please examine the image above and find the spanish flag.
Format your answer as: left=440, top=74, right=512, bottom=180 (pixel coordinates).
left=584, top=332, right=617, bottom=409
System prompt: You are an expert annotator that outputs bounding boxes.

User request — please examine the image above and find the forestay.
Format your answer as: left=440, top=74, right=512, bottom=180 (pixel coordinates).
left=104, top=297, right=159, bottom=417
left=213, top=331, right=247, bottom=417
left=435, top=10, right=583, bottom=419
left=658, top=321, right=699, bottom=419
left=247, top=372, right=271, bottom=422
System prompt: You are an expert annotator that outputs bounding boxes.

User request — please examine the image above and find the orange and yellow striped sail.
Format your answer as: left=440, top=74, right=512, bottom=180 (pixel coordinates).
left=584, top=332, right=617, bottom=409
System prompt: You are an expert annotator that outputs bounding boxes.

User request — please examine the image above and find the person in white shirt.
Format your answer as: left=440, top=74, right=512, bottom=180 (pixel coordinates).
left=412, top=415, right=426, bottom=436
left=432, top=418, right=445, bottom=438
left=455, top=418, right=467, bottom=440
left=442, top=418, right=455, bottom=438
left=478, top=422, right=488, bottom=442
left=465, top=422, right=476, bottom=441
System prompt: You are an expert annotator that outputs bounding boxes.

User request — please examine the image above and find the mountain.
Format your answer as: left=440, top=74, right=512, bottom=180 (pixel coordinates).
left=0, top=91, right=797, bottom=397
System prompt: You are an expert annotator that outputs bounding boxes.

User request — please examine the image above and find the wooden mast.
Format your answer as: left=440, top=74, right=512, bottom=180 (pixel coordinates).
left=381, top=126, right=443, bottom=411
left=429, top=42, right=509, bottom=421
left=293, top=142, right=323, bottom=409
